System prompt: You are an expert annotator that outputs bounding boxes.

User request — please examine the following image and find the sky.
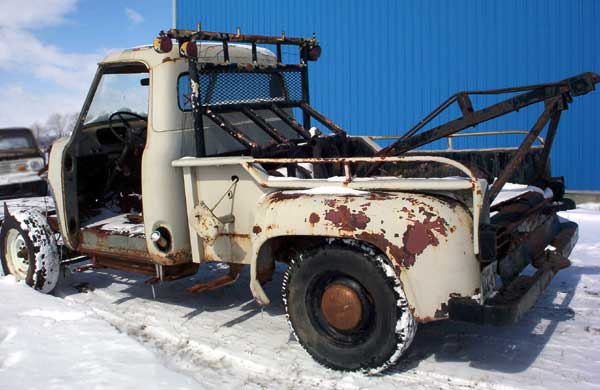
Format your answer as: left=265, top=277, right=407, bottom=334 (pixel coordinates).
left=0, top=0, right=171, bottom=128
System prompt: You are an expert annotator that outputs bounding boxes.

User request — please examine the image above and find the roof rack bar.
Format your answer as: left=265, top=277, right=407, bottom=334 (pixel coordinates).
left=241, top=106, right=288, bottom=143
left=167, top=29, right=317, bottom=48
left=205, top=109, right=258, bottom=149
left=270, top=104, right=311, bottom=139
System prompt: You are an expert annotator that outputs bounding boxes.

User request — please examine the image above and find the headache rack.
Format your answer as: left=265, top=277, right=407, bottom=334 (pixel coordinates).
left=159, top=28, right=346, bottom=158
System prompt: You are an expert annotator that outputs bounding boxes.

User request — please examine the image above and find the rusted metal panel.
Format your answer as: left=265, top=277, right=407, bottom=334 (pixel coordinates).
left=77, top=226, right=190, bottom=266
left=249, top=190, right=480, bottom=319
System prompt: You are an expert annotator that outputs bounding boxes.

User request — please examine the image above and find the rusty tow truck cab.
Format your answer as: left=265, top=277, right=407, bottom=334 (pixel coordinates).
left=1, top=27, right=598, bottom=373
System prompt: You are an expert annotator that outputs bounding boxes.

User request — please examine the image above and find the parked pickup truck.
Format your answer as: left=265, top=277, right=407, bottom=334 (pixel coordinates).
left=1, top=28, right=597, bottom=373
left=0, top=128, right=47, bottom=199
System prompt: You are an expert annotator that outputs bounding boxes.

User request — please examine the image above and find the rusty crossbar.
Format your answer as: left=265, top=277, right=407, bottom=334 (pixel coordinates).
left=241, top=106, right=289, bottom=143
left=165, top=27, right=320, bottom=65
left=270, top=104, right=310, bottom=139
left=167, top=28, right=318, bottom=48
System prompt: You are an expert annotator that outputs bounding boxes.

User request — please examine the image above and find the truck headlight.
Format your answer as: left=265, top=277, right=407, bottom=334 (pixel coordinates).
left=28, top=158, right=44, bottom=171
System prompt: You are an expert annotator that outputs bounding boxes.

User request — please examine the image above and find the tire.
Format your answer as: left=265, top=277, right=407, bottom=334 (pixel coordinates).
left=282, top=242, right=416, bottom=374
left=0, top=208, right=60, bottom=293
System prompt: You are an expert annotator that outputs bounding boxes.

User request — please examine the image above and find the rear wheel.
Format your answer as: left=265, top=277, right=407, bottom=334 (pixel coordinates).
left=0, top=209, right=60, bottom=293
left=283, top=244, right=416, bottom=373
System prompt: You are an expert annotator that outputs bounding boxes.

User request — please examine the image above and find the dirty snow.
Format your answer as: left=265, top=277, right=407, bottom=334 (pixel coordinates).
left=491, top=183, right=554, bottom=206
left=0, top=196, right=54, bottom=220
left=1, top=205, right=599, bottom=388
left=85, top=213, right=145, bottom=237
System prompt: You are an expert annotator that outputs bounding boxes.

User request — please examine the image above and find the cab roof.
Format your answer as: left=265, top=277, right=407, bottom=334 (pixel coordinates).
left=100, top=42, right=277, bottom=68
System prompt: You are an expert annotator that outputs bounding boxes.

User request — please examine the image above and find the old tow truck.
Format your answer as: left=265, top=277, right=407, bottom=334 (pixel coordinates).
left=1, top=27, right=598, bottom=373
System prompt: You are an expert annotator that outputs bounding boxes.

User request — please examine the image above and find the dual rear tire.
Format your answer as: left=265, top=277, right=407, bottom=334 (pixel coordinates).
left=282, top=244, right=416, bottom=373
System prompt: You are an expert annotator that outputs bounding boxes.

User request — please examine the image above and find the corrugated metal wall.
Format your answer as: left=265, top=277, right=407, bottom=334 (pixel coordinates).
left=176, top=0, right=600, bottom=191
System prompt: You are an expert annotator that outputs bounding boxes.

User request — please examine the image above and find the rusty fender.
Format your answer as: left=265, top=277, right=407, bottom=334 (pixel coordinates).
left=251, top=190, right=481, bottom=321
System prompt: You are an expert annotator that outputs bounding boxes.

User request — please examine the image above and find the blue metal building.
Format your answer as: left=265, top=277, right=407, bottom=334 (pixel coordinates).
left=174, top=0, right=600, bottom=191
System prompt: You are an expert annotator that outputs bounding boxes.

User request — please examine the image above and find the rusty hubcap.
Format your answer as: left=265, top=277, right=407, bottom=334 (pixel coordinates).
left=320, top=283, right=363, bottom=331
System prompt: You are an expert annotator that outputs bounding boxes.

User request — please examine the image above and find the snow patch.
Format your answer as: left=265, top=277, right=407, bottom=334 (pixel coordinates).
left=85, top=213, right=145, bottom=237
left=20, top=309, right=88, bottom=322
left=279, top=187, right=369, bottom=196
left=492, top=182, right=553, bottom=206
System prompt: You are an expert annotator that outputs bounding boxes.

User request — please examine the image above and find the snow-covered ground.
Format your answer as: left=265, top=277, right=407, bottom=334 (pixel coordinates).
left=1, top=207, right=600, bottom=389
left=0, top=196, right=54, bottom=220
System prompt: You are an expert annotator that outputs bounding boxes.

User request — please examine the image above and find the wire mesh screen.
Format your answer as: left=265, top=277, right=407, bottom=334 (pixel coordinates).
left=197, top=69, right=304, bottom=107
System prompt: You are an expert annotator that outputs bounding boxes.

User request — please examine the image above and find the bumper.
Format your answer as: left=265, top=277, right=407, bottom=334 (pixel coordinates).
left=0, top=179, right=48, bottom=200
left=448, top=220, right=577, bottom=326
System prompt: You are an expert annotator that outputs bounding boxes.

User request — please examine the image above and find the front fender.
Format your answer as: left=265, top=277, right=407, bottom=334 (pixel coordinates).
left=252, top=189, right=481, bottom=320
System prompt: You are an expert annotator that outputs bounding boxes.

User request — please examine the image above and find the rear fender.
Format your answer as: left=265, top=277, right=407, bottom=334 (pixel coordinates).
left=251, top=190, right=481, bottom=320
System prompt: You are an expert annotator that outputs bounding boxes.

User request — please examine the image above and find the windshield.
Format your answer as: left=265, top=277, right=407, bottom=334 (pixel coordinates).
left=84, top=69, right=149, bottom=125
left=0, top=133, right=35, bottom=151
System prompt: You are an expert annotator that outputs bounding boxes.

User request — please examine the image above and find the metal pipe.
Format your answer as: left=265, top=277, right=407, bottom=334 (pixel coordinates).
left=205, top=109, right=258, bottom=149
left=300, top=103, right=346, bottom=136
left=270, top=105, right=310, bottom=139
left=242, top=106, right=288, bottom=143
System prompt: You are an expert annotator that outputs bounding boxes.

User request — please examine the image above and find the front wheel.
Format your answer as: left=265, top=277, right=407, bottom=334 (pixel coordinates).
left=0, top=208, right=60, bottom=293
left=282, top=244, right=416, bottom=373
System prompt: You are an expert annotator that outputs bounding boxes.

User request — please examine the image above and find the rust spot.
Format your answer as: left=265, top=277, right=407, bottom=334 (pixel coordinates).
left=222, top=233, right=251, bottom=239
left=400, top=206, right=416, bottom=219
left=161, top=57, right=175, bottom=63
left=309, top=212, right=320, bottom=225
left=356, top=231, right=406, bottom=267
left=401, top=214, right=448, bottom=267
left=324, top=199, right=338, bottom=207
left=415, top=316, right=445, bottom=323
left=357, top=213, right=449, bottom=269
left=325, top=205, right=370, bottom=232
left=367, top=192, right=395, bottom=201
left=166, top=249, right=192, bottom=263
left=252, top=225, right=262, bottom=234
left=269, top=192, right=302, bottom=203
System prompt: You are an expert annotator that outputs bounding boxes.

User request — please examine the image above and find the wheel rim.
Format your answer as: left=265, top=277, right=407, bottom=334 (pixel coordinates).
left=5, top=228, right=29, bottom=280
left=321, top=283, right=364, bottom=331
left=308, top=274, right=374, bottom=346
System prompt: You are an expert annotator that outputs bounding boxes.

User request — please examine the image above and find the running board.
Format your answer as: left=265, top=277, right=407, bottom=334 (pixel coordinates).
left=187, top=264, right=243, bottom=294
